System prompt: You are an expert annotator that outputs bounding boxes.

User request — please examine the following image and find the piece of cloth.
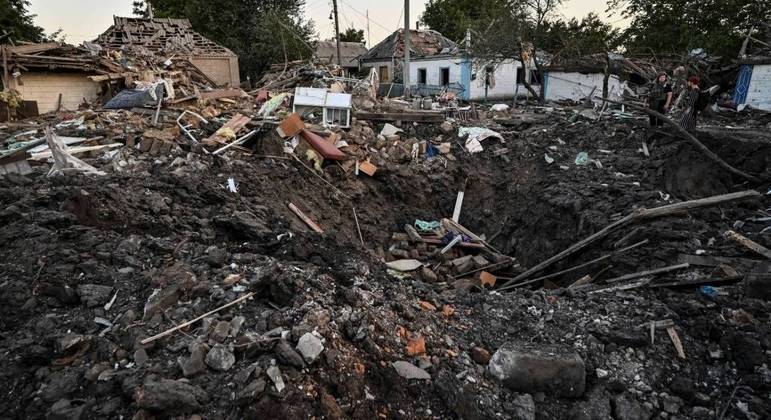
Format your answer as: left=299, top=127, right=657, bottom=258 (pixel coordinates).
left=458, top=127, right=504, bottom=154
left=679, top=88, right=700, bottom=132
left=415, top=220, right=440, bottom=232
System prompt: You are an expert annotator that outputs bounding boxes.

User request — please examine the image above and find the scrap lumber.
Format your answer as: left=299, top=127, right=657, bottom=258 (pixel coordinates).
left=442, top=218, right=502, bottom=254
left=5, top=42, right=62, bottom=55
left=140, top=292, right=255, bottom=345
left=502, top=190, right=760, bottom=288
left=723, top=230, right=771, bottom=260
left=199, top=88, right=248, bottom=100
left=596, top=97, right=762, bottom=183
left=605, top=263, right=691, bottom=283
left=500, top=240, right=649, bottom=290
left=355, top=111, right=445, bottom=123
left=30, top=143, right=122, bottom=160
left=391, top=233, right=486, bottom=249
left=288, top=203, right=324, bottom=234
left=667, top=327, right=686, bottom=359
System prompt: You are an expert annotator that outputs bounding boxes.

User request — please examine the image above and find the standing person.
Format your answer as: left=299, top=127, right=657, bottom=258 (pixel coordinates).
left=678, top=76, right=701, bottom=132
left=647, top=73, right=673, bottom=126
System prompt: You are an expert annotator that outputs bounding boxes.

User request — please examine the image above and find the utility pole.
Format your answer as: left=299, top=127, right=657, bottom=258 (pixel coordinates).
left=332, top=0, right=342, bottom=67
left=403, top=0, right=411, bottom=98
left=366, top=10, right=371, bottom=48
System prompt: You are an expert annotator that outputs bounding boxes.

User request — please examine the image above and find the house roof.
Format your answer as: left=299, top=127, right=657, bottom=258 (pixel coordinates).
left=360, top=29, right=458, bottom=62
left=95, top=17, right=236, bottom=58
left=315, top=41, right=368, bottom=68
left=0, top=42, right=121, bottom=74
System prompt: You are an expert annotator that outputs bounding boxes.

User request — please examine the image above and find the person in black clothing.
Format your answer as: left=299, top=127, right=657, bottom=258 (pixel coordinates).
left=647, top=73, right=673, bottom=126
left=678, top=76, right=701, bottom=132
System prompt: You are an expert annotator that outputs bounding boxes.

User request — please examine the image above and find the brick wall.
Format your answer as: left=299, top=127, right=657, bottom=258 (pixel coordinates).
left=10, top=72, right=99, bottom=113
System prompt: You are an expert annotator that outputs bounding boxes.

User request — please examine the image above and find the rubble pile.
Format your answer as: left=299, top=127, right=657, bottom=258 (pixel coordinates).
left=1, top=51, right=771, bottom=420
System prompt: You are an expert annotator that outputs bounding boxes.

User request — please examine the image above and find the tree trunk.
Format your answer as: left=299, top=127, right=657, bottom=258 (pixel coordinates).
left=532, top=50, right=546, bottom=103
left=518, top=49, right=542, bottom=103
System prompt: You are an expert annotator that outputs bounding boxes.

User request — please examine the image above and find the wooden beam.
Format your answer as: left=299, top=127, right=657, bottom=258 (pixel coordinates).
left=501, top=190, right=760, bottom=288
left=355, top=111, right=445, bottom=123
left=5, top=42, right=62, bottom=55
left=605, top=263, right=691, bottom=283
left=288, top=203, right=324, bottom=233
left=724, top=230, right=771, bottom=260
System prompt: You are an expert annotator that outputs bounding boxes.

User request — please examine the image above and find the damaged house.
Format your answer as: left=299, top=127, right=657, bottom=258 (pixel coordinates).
left=95, top=17, right=240, bottom=87
left=735, top=23, right=771, bottom=111
left=0, top=42, right=115, bottom=116
left=314, top=41, right=368, bottom=76
left=543, top=53, right=627, bottom=102
left=360, top=28, right=542, bottom=100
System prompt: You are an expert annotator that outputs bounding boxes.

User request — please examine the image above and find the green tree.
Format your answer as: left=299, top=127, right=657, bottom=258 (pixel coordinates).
left=0, top=0, right=45, bottom=43
left=138, top=0, right=315, bottom=81
left=339, top=27, right=364, bottom=43
left=607, top=0, right=771, bottom=57
left=421, top=0, right=511, bottom=42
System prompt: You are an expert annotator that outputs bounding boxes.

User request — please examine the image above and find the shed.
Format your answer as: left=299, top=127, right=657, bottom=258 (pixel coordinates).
left=95, top=17, right=240, bottom=87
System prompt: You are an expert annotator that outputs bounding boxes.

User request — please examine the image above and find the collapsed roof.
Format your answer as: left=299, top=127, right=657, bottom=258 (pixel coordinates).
left=95, top=17, right=236, bottom=58
left=360, top=29, right=458, bottom=62
left=739, top=21, right=771, bottom=64
left=315, top=41, right=368, bottom=68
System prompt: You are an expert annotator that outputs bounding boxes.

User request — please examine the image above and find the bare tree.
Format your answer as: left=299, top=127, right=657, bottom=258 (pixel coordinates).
left=469, top=0, right=563, bottom=102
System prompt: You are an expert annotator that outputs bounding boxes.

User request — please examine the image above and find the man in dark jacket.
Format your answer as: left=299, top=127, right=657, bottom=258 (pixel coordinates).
left=647, top=73, right=673, bottom=126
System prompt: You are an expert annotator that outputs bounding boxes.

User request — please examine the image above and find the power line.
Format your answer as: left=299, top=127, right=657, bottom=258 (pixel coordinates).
left=338, top=0, right=393, bottom=33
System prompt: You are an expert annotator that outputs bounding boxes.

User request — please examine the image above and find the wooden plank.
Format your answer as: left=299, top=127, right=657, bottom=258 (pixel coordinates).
left=355, top=111, right=444, bottom=123
left=29, top=143, right=122, bottom=160
left=199, top=88, right=248, bottom=100
left=87, top=72, right=138, bottom=82
left=667, top=326, right=686, bottom=359
left=724, top=230, right=771, bottom=260
left=391, top=232, right=485, bottom=249
left=501, top=191, right=760, bottom=288
left=6, top=42, right=62, bottom=55
left=606, top=263, right=690, bottom=283
left=288, top=203, right=324, bottom=234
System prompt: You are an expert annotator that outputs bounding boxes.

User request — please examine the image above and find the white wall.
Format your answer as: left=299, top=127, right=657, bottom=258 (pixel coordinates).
left=468, top=60, right=521, bottom=100
left=362, top=60, right=393, bottom=82
left=410, top=57, right=462, bottom=86
left=545, top=72, right=623, bottom=101
left=745, top=64, right=771, bottom=111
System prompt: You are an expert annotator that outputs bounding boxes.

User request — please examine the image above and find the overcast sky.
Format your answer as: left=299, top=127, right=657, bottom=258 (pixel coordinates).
left=28, top=0, right=621, bottom=46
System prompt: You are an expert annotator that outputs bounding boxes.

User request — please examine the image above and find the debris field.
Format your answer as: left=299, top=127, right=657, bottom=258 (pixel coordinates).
left=1, top=45, right=771, bottom=420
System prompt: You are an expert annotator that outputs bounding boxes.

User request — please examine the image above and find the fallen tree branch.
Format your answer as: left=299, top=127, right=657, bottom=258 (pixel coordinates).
left=140, top=292, right=255, bottom=345
left=594, top=97, right=762, bottom=183
left=501, top=190, right=760, bottom=288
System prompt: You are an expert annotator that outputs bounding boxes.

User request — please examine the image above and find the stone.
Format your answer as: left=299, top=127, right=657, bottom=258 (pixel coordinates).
left=236, top=379, right=266, bottom=405
left=612, top=393, right=652, bottom=420
left=745, top=274, right=771, bottom=300
left=42, top=369, right=81, bottom=402
left=210, top=320, right=231, bottom=342
left=509, top=394, right=536, bottom=420
left=133, top=348, right=149, bottom=367
left=230, top=316, right=246, bottom=336
left=267, top=365, right=286, bottom=393
left=296, top=333, right=324, bottom=364
left=142, top=285, right=179, bottom=321
left=662, top=396, right=682, bottom=414
left=488, top=346, right=586, bottom=397
left=76, top=284, right=114, bottom=308
left=205, top=344, right=235, bottom=371
left=49, top=399, right=86, bottom=420
left=471, top=347, right=492, bottom=365
left=691, top=407, right=712, bottom=418
left=421, top=266, right=438, bottom=283
left=440, top=121, right=454, bottom=134
left=134, top=378, right=209, bottom=413
left=392, top=361, right=431, bottom=380
left=319, top=390, right=345, bottom=420
left=179, top=344, right=208, bottom=377
left=275, top=340, right=305, bottom=368
left=596, top=369, right=609, bottom=379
